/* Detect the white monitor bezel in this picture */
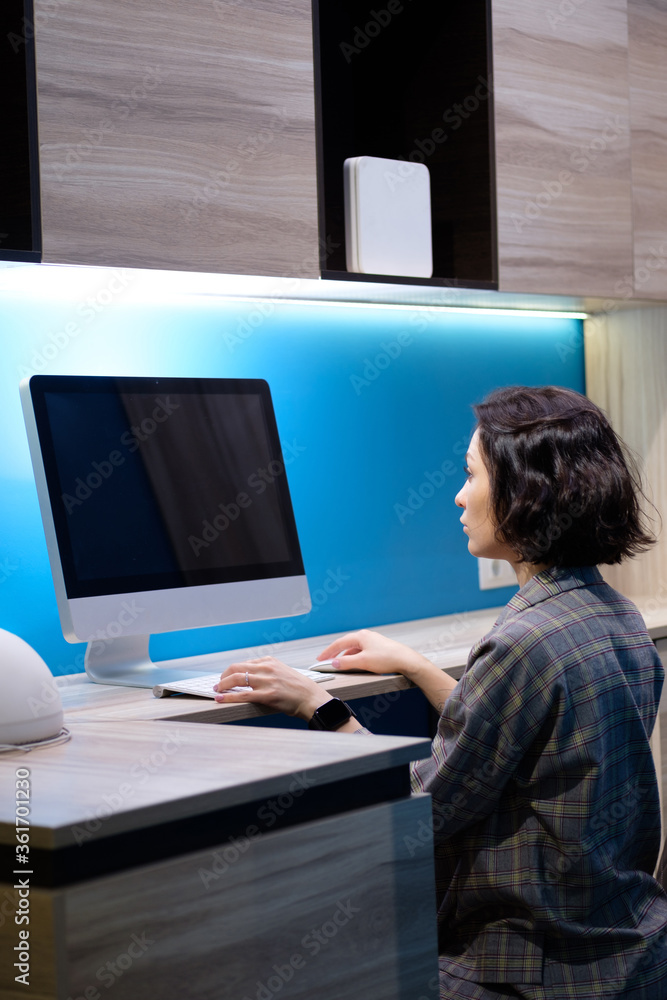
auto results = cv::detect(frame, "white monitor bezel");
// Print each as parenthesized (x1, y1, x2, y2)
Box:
(20, 375, 312, 683)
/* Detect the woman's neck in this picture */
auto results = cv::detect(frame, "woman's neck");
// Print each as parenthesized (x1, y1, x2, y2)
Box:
(512, 560, 552, 588)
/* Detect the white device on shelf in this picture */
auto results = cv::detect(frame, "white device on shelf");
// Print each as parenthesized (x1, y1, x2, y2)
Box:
(344, 155, 433, 278)
(20, 375, 312, 689)
(0, 629, 64, 746)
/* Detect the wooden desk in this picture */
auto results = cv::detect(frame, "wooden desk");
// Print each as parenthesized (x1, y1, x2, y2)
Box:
(51, 601, 667, 727)
(55, 607, 503, 726)
(0, 721, 437, 1000)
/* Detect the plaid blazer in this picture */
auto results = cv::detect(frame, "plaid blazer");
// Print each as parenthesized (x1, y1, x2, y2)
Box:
(411, 566, 667, 997)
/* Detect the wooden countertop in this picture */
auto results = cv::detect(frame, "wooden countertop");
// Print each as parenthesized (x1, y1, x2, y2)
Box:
(55, 607, 502, 724)
(3, 601, 665, 850)
(0, 719, 430, 849)
(51, 600, 667, 725)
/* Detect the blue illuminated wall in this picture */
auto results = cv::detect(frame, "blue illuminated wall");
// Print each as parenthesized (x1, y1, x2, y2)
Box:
(0, 277, 584, 674)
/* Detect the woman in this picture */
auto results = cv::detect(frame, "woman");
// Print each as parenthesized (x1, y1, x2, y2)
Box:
(215, 385, 667, 998)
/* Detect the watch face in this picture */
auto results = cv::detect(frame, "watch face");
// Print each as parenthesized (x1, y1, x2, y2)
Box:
(310, 698, 352, 731)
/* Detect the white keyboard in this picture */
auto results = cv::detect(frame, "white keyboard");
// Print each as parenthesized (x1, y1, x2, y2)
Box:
(152, 666, 336, 699)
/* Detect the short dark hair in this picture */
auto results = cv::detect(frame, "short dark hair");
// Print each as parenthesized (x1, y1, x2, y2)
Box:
(472, 385, 656, 566)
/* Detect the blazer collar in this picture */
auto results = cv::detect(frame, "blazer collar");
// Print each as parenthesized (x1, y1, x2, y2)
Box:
(496, 565, 604, 626)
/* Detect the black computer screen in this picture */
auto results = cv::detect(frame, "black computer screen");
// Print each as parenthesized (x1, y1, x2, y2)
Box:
(28, 376, 305, 599)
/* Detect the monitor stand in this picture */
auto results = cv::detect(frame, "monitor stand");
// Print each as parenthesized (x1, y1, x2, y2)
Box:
(84, 635, 222, 688)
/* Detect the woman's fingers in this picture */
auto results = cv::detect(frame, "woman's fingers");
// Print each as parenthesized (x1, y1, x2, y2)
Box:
(214, 657, 326, 718)
(320, 630, 430, 678)
(213, 670, 252, 693)
(318, 633, 367, 661)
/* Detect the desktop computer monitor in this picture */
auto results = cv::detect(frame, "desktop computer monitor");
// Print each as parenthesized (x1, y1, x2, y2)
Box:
(20, 375, 312, 686)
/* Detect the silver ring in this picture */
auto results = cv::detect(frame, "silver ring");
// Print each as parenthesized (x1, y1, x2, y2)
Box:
(245, 671, 250, 687)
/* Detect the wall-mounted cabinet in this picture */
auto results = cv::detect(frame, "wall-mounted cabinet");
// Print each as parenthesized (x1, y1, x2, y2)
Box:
(5, 0, 667, 300)
(628, 0, 667, 301)
(313, 0, 651, 300)
(313, 0, 497, 289)
(492, 0, 634, 298)
(32, 0, 319, 278)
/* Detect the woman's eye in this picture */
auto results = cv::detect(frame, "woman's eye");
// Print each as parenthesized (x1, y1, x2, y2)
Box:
(463, 465, 472, 480)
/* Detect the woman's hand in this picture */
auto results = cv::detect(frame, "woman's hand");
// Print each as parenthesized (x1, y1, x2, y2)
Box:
(214, 656, 331, 721)
(318, 629, 433, 680)
(318, 630, 458, 712)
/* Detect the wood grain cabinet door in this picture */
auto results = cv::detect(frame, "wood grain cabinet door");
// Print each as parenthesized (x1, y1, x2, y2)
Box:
(34, 0, 320, 278)
(492, 0, 633, 297)
(628, 0, 667, 301)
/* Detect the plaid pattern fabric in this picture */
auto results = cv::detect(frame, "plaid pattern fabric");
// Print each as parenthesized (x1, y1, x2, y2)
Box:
(411, 566, 667, 998)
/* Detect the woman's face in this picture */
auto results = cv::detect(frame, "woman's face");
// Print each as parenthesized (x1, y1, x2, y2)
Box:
(455, 430, 514, 563)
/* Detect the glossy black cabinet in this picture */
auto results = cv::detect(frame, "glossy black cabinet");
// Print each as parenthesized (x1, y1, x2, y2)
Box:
(313, 0, 497, 288)
(1, 0, 40, 260)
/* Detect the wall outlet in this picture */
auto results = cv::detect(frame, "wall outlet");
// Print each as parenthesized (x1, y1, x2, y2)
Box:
(477, 557, 517, 591)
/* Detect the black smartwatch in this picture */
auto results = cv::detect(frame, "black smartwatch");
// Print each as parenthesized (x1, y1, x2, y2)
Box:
(308, 698, 354, 731)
